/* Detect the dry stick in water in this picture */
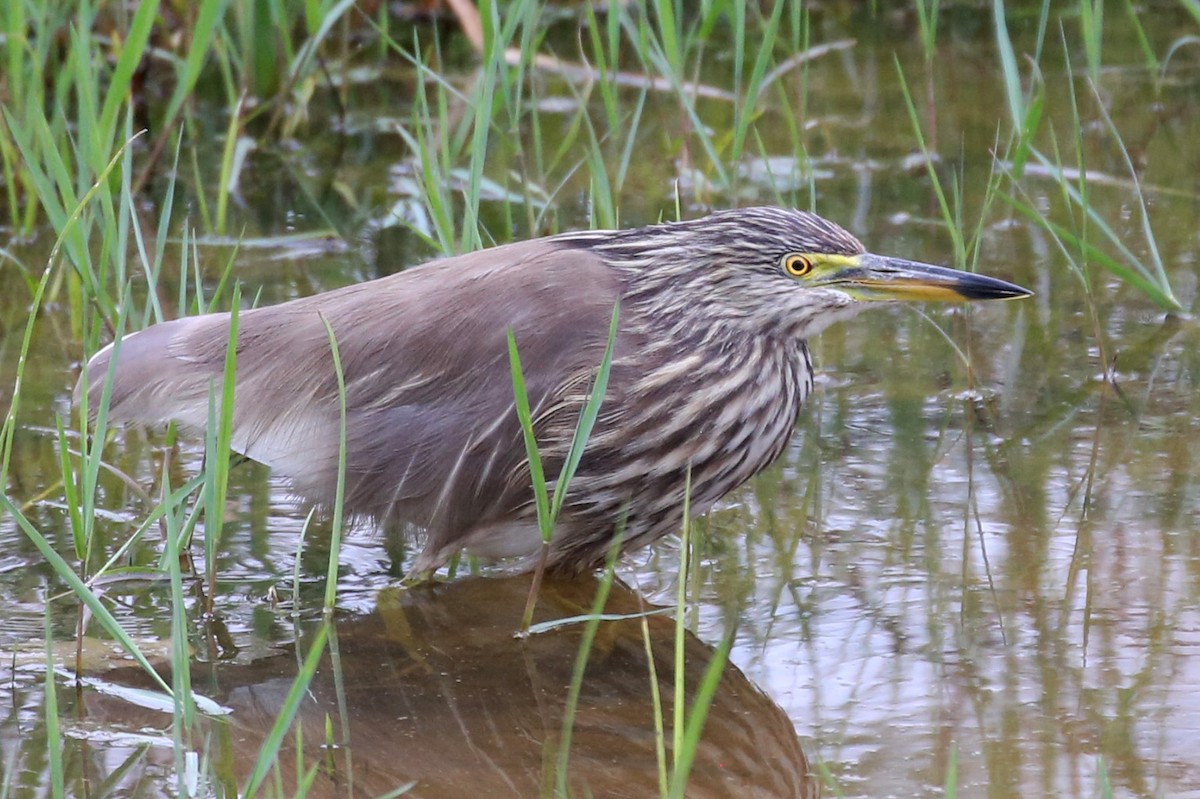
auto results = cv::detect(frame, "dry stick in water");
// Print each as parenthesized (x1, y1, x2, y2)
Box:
(441, 0, 853, 102)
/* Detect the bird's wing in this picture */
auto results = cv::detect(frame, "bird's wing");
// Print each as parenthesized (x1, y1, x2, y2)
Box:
(83, 238, 629, 534)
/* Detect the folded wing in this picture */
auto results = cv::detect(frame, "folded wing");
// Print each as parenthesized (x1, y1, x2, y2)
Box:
(82, 238, 628, 539)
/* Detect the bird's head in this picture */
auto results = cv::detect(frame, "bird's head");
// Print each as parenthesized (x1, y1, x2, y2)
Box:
(592, 207, 1032, 339)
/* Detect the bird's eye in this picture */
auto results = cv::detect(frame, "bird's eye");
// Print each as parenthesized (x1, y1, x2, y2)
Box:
(783, 254, 813, 277)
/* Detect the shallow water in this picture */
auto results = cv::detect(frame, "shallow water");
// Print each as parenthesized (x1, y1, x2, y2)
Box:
(3, 4, 1200, 798)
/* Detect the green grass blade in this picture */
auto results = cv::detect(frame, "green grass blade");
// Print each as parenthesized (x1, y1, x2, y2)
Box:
(672, 467, 692, 771)
(507, 330, 552, 542)
(241, 622, 330, 799)
(55, 418, 85, 557)
(553, 539, 623, 796)
(640, 616, 669, 797)
(915, 0, 940, 59)
(894, 58, 963, 264)
(943, 743, 959, 799)
(731, 0, 785, 162)
(203, 283, 240, 609)
(97, 0, 160, 138)
(993, 0, 1025, 129)
(43, 607, 65, 799)
(666, 629, 733, 799)
(162, 463, 198, 794)
(318, 312, 349, 613)
(550, 303, 619, 521)
(1087, 84, 1179, 307)
(161, 0, 231, 129)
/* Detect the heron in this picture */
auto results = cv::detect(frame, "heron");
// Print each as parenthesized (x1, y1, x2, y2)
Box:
(82, 207, 1030, 575)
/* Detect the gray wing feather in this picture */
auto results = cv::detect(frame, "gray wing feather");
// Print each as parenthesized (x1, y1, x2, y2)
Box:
(83, 239, 627, 547)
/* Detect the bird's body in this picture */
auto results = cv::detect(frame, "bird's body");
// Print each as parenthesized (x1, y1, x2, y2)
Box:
(84, 208, 1029, 574)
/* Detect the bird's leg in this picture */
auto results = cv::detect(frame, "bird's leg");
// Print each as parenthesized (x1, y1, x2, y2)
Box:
(399, 567, 438, 587)
(519, 540, 552, 634)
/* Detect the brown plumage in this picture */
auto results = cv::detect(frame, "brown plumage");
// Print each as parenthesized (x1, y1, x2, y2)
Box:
(82, 207, 1030, 574)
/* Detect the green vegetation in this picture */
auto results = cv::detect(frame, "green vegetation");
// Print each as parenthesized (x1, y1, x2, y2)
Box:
(507, 302, 619, 630)
(1, 1, 1196, 797)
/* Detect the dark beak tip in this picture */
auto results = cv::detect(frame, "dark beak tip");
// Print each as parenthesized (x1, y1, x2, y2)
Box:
(955, 274, 1034, 302)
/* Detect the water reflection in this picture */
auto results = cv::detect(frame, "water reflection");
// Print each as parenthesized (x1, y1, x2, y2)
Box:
(78, 577, 816, 798)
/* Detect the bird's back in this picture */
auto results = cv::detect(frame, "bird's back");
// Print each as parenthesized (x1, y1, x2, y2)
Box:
(85, 240, 625, 551)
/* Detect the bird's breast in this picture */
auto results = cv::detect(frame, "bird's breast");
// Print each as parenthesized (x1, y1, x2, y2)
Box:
(562, 333, 813, 521)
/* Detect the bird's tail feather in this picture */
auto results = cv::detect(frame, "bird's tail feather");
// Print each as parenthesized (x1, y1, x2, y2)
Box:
(77, 316, 222, 431)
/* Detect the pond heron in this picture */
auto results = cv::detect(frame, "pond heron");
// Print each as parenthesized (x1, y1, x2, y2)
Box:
(82, 207, 1031, 574)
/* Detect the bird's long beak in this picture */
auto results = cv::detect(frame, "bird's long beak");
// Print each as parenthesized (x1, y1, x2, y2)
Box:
(820, 253, 1033, 302)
